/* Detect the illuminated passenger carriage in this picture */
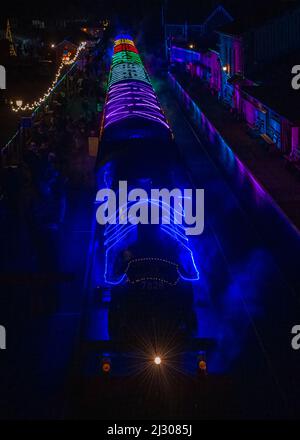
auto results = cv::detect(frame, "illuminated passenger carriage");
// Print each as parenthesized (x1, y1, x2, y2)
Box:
(83, 35, 209, 385)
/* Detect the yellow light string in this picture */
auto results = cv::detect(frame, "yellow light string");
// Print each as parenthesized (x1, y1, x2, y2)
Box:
(124, 257, 180, 286)
(10, 42, 87, 112)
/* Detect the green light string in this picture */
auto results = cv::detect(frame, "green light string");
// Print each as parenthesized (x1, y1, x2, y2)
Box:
(108, 47, 152, 88)
(112, 51, 142, 65)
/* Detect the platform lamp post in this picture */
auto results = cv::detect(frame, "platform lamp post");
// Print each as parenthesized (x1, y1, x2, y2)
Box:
(15, 100, 32, 162)
(15, 100, 24, 162)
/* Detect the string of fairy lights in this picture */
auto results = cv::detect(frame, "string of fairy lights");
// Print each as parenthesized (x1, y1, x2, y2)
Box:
(10, 42, 87, 113)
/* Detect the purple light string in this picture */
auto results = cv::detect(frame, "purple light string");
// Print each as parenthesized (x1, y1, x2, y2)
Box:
(104, 45, 171, 131)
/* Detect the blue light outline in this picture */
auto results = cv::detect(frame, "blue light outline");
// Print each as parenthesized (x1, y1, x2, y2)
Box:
(100, 197, 200, 284)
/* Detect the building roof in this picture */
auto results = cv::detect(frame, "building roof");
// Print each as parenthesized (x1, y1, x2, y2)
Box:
(56, 39, 78, 48)
(166, 2, 232, 25)
(237, 39, 300, 124)
(227, 73, 251, 86)
(50, 28, 91, 46)
(217, 0, 300, 36)
(241, 84, 300, 124)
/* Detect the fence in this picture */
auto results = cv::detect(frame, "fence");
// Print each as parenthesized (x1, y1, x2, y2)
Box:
(168, 71, 300, 287)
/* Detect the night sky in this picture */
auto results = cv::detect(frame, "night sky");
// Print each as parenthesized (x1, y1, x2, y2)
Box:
(2, 0, 299, 22)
